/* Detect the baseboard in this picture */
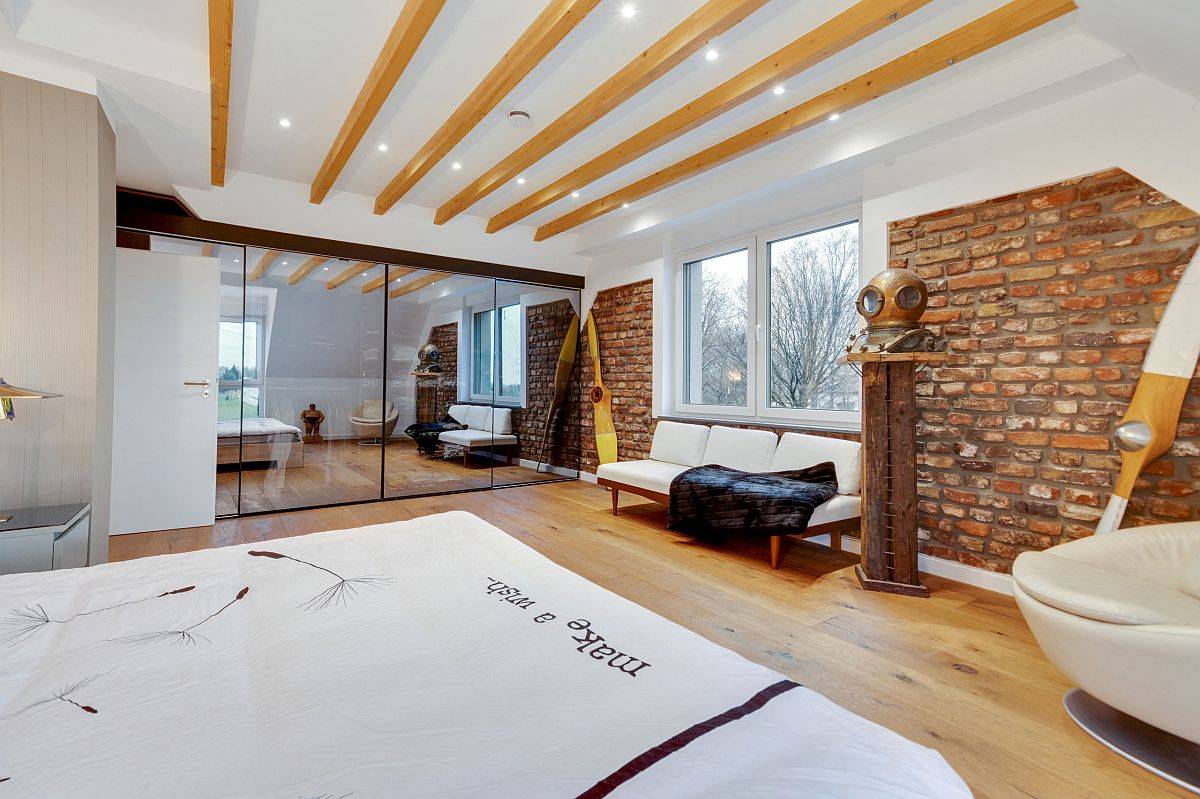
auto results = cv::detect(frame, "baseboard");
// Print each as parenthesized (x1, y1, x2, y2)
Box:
(580, 471, 598, 484)
(805, 533, 1014, 596)
(515, 459, 578, 478)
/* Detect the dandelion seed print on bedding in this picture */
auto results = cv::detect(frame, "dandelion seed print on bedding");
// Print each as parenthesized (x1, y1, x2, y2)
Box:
(248, 550, 390, 611)
(107, 586, 249, 646)
(2, 671, 110, 719)
(1, 585, 196, 646)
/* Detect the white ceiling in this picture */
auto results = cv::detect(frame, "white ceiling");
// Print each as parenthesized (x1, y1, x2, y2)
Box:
(1, 0, 1197, 264)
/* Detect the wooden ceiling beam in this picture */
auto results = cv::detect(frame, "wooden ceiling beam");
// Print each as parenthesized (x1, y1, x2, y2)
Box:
(362, 266, 418, 293)
(389, 272, 445, 299)
(248, 249, 281, 281)
(310, 0, 447, 204)
(208, 0, 234, 186)
(326, 261, 377, 289)
(536, 0, 1077, 241)
(433, 0, 770, 225)
(288, 256, 333, 285)
(374, 0, 602, 215)
(488, 0, 934, 234)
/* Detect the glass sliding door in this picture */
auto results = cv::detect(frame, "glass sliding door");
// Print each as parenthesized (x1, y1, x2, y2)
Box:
(384, 269, 495, 498)
(235, 249, 385, 513)
(490, 280, 581, 487)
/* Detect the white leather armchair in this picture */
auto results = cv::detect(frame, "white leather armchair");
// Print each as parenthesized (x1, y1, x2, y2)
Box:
(349, 399, 399, 445)
(1013, 522, 1200, 788)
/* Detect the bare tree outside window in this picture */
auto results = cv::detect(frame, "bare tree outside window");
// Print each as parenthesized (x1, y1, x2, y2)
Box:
(767, 223, 860, 411)
(683, 250, 748, 406)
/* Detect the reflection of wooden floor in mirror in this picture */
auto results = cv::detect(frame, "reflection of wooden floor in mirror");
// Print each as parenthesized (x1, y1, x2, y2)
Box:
(215, 438, 570, 516)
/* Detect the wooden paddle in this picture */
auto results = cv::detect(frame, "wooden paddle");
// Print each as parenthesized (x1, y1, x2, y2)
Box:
(534, 313, 579, 472)
(1095, 244, 1200, 534)
(586, 311, 617, 465)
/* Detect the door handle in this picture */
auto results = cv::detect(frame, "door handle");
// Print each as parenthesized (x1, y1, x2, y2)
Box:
(183, 380, 211, 386)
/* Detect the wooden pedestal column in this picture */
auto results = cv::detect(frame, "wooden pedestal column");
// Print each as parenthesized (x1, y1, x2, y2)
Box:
(845, 352, 946, 598)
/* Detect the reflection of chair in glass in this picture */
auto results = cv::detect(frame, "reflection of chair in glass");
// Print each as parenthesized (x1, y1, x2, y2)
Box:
(349, 399, 399, 445)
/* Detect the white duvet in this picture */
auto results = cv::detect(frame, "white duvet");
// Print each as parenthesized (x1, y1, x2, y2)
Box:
(216, 417, 302, 439)
(0, 512, 970, 798)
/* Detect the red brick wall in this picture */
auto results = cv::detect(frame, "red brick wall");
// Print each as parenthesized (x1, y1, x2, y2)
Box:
(889, 167, 1200, 573)
(517, 298, 582, 467)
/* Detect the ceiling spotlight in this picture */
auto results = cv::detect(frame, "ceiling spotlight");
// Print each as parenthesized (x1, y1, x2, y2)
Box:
(571, 191, 580, 198)
(377, 143, 389, 152)
(619, 3, 637, 19)
(507, 109, 532, 128)
(828, 113, 840, 121)
(704, 48, 719, 62)
(451, 162, 462, 170)
(323, 266, 329, 271)
(233, 259, 240, 263)
(281, 261, 288, 266)
(278, 117, 291, 128)
(517, 177, 526, 185)
(773, 84, 786, 96)
(622, 202, 630, 209)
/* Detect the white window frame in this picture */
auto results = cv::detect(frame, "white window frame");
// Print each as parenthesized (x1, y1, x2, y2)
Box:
(465, 300, 525, 407)
(672, 209, 862, 432)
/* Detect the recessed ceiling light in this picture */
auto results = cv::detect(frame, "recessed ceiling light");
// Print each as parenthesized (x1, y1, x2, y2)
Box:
(507, 109, 532, 128)
(517, 177, 526, 185)
(705, 48, 719, 62)
(278, 117, 291, 128)
(619, 3, 637, 19)
(377, 143, 389, 152)
(451, 162, 462, 170)
(571, 191, 580, 198)
(773, 84, 786, 96)
(828, 113, 840, 121)
(281, 261, 288, 265)
(622, 202, 630, 209)
(233, 259, 240, 263)
(323, 266, 329, 270)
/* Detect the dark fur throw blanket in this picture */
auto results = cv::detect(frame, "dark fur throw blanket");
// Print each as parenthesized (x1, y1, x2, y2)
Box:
(667, 461, 838, 540)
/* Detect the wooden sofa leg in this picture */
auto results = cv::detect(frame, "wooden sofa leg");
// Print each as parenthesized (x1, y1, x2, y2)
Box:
(830, 530, 842, 552)
(463, 448, 469, 468)
(610, 488, 619, 516)
(770, 536, 781, 570)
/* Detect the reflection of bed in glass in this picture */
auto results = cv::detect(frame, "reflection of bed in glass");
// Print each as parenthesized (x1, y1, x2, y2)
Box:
(216, 418, 305, 469)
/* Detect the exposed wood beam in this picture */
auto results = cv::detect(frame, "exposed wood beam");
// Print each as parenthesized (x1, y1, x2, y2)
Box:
(536, 0, 1077, 241)
(248, 249, 281, 281)
(326, 261, 377, 289)
(288, 256, 332, 285)
(388, 272, 445, 299)
(375, 0, 602, 215)
(488, 0, 934, 234)
(362, 266, 418, 293)
(310, 0, 447, 204)
(434, 0, 770, 225)
(208, 0, 234, 186)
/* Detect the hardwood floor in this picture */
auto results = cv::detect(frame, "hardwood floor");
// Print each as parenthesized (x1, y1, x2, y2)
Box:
(216, 437, 567, 515)
(111, 480, 1187, 799)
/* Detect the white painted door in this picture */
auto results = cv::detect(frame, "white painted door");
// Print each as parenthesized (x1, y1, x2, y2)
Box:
(110, 248, 219, 535)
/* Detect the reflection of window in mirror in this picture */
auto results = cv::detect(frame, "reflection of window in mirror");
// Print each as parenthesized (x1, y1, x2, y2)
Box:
(217, 316, 265, 421)
(469, 302, 523, 405)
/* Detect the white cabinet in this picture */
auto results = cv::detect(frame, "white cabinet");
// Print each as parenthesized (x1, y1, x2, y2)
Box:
(0, 504, 91, 575)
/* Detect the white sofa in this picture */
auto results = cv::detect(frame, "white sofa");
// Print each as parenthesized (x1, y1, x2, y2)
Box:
(596, 421, 862, 568)
(1013, 523, 1200, 762)
(439, 404, 519, 466)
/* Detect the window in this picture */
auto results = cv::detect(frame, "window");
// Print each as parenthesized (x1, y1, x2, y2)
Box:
(217, 317, 264, 422)
(674, 215, 861, 430)
(469, 303, 523, 404)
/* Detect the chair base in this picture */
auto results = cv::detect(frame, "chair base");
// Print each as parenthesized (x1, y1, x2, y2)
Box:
(1064, 688, 1200, 795)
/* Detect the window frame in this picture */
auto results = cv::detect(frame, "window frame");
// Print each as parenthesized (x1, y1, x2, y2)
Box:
(466, 300, 525, 407)
(672, 210, 862, 432)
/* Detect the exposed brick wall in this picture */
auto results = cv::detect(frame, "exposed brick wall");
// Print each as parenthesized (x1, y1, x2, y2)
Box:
(581, 280, 654, 472)
(416, 322, 457, 423)
(889, 167, 1200, 573)
(517, 298, 582, 467)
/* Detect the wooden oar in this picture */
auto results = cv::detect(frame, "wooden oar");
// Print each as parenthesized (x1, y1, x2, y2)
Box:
(1096, 245, 1200, 534)
(586, 312, 617, 465)
(535, 313, 579, 472)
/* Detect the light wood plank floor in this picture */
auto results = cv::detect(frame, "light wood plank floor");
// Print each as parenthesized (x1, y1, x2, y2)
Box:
(112, 480, 1186, 799)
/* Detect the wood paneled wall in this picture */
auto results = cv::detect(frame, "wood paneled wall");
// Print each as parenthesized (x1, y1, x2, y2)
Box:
(0, 71, 116, 562)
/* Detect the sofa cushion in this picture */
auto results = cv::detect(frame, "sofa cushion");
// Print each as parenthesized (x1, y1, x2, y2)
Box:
(465, 405, 491, 431)
(438, 429, 518, 447)
(771, 433, 862, 495)
(808, 494, 861, 527)
(597, 460, 690, 496)
(491, 407, 513, 435)
(649, 421, 710, 467)
(1014, 550, 1200, 626)
(701, 426, 777, 473)
(447, 404, 471, 425)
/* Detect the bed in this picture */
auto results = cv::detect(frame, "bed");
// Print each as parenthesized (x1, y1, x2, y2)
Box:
(0, 512, 970, 798)
(215, 417, 304, 469)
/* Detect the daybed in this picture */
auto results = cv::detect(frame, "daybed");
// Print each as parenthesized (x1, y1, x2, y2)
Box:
(216, 417, 304, 469)
(439, 404, 519, 466)
(596, 421, 862, 569)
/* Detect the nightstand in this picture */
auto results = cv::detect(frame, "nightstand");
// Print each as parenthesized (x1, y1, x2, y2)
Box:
(0, 503, 91, 576)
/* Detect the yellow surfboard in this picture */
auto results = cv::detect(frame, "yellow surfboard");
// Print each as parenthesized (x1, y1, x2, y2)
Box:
(586, 311, 617, 465)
